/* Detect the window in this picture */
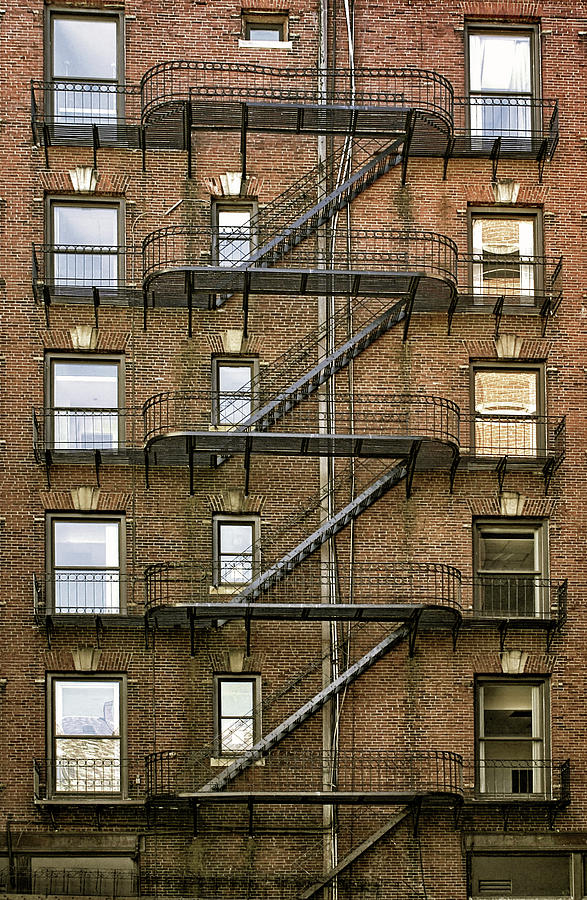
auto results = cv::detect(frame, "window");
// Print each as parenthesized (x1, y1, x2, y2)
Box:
(49, 676, 125, 795)
(470, 211, 540, 303)
(49, 356, 122, 451)
(49, 515, 124, 614)
(471, 854, 570, 897)
(474, 519, 548, 617)
(213, 203, 255, 267)
(241, 13, 289, 44)
(476, 679, 549, 797)
(467, 26, 539, 141)
(213, 359, 257, 425)
(472, 363, 544, 456)
(50, 201, 121, 290)
(213, 515, 260, 585)
(215, 676, 260, 755)
(49, 12, 122, 124)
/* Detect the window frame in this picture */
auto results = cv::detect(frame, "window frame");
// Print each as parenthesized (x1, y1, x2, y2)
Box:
(45, 9, 125, 123)
(211, 200, 258, 267)
(214, 674, 261, 757)
(467, 207, 544, 302)
(465, 22, 542, 140)
(45, 353, 125, 452)
(241, 12, 290, 45)
(212, 514, 260, 587)
(211, 356, 259, 426)
(475, 676, 551, 798)
(46, 512, 126, 616)
(470, 360, 546, 457)
(473, 517, 549, 617)
(46, 673, 128, 798)
(47, 197, 125, 289)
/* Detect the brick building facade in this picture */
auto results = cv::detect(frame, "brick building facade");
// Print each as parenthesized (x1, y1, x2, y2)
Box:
(0, 0, 585, 897)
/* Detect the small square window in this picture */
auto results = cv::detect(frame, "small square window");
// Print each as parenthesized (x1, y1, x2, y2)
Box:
(50, 201, 122, 290)
(49, 12, 122, 124)
(212, 202, 256, 267)
(470, 211, 541, 303)
(48, 356, 123, 451)
(474, 518, 548, 617)
(242, 13, 288, 43)
(213, 515, 260, 585)
(48, 675, 126, 796)
(476, 678, 549, 798)
(467, 25, 539, 141)
(213, 358, 257, 425)
(471, 363, 545, 456)
(215, 676, 260, 755)
(48, 514, 124, 614)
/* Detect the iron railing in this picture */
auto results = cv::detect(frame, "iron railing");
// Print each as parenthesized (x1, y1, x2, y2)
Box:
(145, 748, 463, 799)
(140, 61, 454, 126)
(145, 560, 463, 613)
(33, 757, 145, 801)
(31, 80, 142, 139)
(33, 407, 143, 456)
(461, 414, 566, 461)
(33, 572, 144, 617)
(2, 866, 139, 898)
(458, 253, 563, 309)
(32, 244, 141, 304)
(142, 391, 460, 447)
(464, 577, 567, 622)
(464, 758, 571, 804)
(453, 96, 559, 156)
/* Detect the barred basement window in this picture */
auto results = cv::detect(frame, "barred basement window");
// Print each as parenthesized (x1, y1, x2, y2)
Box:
(48, 11, 123, 124)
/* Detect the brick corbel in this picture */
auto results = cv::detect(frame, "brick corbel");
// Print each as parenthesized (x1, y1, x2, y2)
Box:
(205, 491, 265, 514)
(40, 491, 131, 511)
(38, 329, 131, 352)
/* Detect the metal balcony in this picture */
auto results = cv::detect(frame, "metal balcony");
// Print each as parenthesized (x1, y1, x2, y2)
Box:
(142, 391, 460, 467)
(142, 225, 458, 312)
(33, 407, 144, 463)
(464, 758, 570, 811)
(33, 757, 145, 806)
(144, 560, 463, 629)
(1, 867, 140, 899)
(32, 244, 142, 324)
(145, 748, 463, 806)
(454, 254, 563, 336)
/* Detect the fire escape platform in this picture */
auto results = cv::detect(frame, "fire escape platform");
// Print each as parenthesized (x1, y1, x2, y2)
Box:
(171, 789, 462, 806)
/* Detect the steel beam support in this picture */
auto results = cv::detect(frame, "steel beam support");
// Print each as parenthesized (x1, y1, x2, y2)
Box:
(493, 295, 505, 340)
(490, 136, 501, 182)
(405, 440, 422, 499)
(403, 276, 420, 342)
(443, 136, 455, 180)
(43, 286, 51, 328)
(43, 123, 51, 169)
(92, 287, 100, 329)
(240, 103, 248, 181)
(496, 455, 508, 494)
(401, 110, 416, 185)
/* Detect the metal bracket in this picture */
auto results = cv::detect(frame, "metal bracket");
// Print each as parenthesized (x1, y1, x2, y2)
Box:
(244, 436, 252, 496)
(92, 286, 100, 329)
(498, 620, 509, 653)
(43, 122, 51, 169)
(94, 449, 102, 487)
(537, 138, 549, 184)
(493, 295, 505, 340)
(44, 449, 52, 490)
(490, 136, 502, 182)
(405, 440, 422, 499)
(411, 797, 423, 836)
(403, 276, 420, 342)
(95, 615, 104, 649)
(452, 615, 462, 652)
(407, 608, 422, 657)
(92, 124, 100, 171)
(44, 615, 54, 651)
(446, 291, 459, 335)
(449, 451, 460, 494)
(545, 622, 559, 653)
(401, 109, 415, 185)
(495, 455, 508, 494)
(443, 136, 455, 181)
(43, 285, 51, 328)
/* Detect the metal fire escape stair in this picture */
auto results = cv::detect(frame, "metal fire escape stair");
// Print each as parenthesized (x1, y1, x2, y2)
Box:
(199, 624, 410, 794)
(236, 459, 410, 604)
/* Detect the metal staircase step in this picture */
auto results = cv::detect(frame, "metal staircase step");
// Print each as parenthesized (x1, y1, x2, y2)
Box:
(200, 624, 411, 793)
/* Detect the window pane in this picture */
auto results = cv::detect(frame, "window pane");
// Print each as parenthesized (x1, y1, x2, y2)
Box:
(472, 219, 535, 298)
(53, 18, 117, 80)
(218, 210, 251, 266)
(218, 364, 253, 424)
(55, 739, 120, 793)
(248, 26, 283, 41)
(220, 718, 254, 752)
(55, 681, 120, 736)
(469, 34, 531, 93)
(54, 521, 119, 568)
(220, 680, 254, 717)
(479, 532, 536, 572)
(54, 206, 118, 246)
(53, 362, 119, 451)
(474, 369, 537, 415)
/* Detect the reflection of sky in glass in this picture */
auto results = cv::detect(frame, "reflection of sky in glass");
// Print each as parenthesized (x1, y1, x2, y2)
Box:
(54, 362, 118, 408)
(220, 523, 253, 555)
(220, 680, 254, 752)
(53, 18, 117, 80)
(54, 521, 119, 567)
(54, 206, 117, 247)
(479, 532, 535, 571)
(55, 681, 120, 735)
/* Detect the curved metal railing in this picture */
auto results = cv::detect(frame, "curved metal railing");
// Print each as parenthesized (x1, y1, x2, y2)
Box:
(140, 61, 454, 128)
(144, 560, 463, 613)
(145, 748, 463, 799)
(142, 390, 461, 449)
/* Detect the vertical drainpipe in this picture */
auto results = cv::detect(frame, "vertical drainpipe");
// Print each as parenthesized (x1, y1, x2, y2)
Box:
(317, 0, 338, 895)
